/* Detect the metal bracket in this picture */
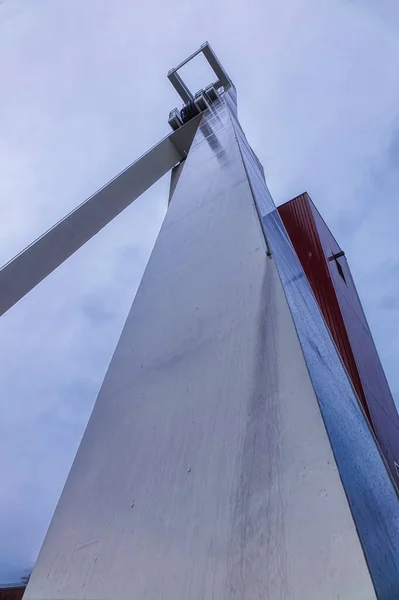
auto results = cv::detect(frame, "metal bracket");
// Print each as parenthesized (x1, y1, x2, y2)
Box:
(167, 42, 233, 103)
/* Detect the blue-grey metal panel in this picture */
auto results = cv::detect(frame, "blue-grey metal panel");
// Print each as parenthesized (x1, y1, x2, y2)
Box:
(231, 109, 399, 599)
(25, 98, 376, 599)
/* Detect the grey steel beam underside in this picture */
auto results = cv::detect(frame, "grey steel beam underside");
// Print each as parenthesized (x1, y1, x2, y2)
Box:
(0, 114, 202, 318)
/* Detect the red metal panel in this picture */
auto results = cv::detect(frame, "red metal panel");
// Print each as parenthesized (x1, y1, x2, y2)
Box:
(309, 198, 399, 483)
(277, 194, 371, 422)
(0, 587, 25, 600)
(278, 193, 399, 485)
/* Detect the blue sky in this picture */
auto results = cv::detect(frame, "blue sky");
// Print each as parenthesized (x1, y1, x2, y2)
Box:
(1, 0, 399, 584)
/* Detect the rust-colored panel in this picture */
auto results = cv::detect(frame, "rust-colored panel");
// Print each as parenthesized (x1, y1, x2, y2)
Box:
(0, 587, 25, 600)
(309, 198, 399, 483)
(278, 192, 399, 486)
(278, 193, 371, 422)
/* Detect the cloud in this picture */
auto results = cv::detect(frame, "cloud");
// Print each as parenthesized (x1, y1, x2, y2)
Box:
(344, 0, 399, 30)
(1, 0, 399, 583)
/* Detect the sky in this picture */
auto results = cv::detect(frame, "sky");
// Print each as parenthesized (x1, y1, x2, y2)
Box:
(1, 0, 399, 584)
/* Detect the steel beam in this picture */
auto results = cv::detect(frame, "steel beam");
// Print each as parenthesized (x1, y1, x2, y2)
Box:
(0, 114, 201, 317)
(167, 71, 193, 104)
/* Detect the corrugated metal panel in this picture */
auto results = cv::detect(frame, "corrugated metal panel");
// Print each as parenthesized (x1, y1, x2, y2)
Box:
(278, 192, 399, 487)
(0, 587, 25, 600)
(309, 198, 399, 484)
(277, 194, 372, 424)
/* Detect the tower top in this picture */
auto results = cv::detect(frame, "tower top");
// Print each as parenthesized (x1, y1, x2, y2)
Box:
(167, 42, 234, 132)
(167, 42, 233, 103)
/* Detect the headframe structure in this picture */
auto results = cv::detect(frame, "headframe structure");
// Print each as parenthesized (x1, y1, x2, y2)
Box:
(3, 43, 399, 599)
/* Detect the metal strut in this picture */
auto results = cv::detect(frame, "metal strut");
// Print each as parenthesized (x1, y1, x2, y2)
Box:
(0, 114, 202, 317)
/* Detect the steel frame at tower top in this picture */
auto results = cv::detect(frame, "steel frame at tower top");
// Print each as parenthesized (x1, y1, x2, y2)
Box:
(168, 41, 233, 103)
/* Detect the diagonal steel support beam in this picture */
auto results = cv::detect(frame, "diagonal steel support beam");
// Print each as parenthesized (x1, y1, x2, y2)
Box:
(0, 114, 202, 317)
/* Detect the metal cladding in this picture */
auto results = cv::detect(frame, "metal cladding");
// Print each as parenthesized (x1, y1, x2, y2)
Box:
(235, 137, 399, 597)
(278, 192, 399, 488)
(0, 586, 25, 600)
(24, 91, 399, 600)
